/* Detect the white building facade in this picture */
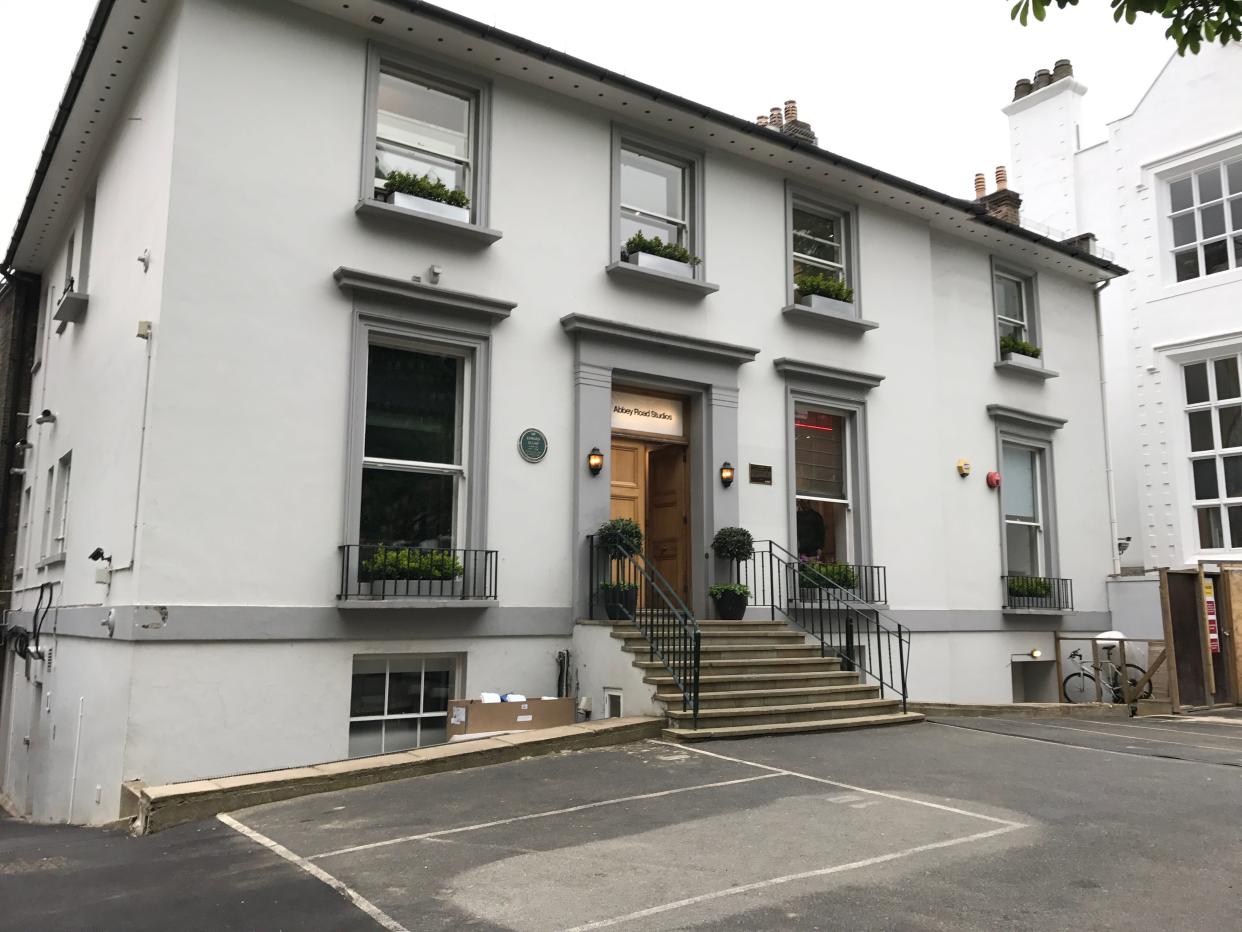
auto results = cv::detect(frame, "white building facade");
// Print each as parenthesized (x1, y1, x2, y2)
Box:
(2, 0, 1122, 825)
(1004, 48, 1242, 575)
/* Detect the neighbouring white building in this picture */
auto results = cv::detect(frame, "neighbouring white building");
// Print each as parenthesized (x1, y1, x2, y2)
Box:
(1004, 48, 1242, 580)
(2, 0, 1124, 825)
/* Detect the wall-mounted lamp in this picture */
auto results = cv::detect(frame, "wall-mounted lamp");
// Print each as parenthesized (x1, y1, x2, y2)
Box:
(587, 447, 604, 476)
(1029, 648, 1042, 659)
(719, 462, 735, 488)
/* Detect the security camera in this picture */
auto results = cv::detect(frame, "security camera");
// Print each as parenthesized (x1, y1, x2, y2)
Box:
(34, 410, 56, 425)
(88, 547, 110, 562)
(14, 441, 32, 451)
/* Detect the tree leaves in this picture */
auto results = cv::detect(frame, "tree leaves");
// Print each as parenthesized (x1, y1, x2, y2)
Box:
(1009, 0, 1242, 54)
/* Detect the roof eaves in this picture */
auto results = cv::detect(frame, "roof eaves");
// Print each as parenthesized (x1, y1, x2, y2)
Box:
(2, 1, 114, 273)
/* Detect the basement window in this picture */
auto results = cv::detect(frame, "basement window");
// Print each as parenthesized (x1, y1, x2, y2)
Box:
(348, 655, 458, 757)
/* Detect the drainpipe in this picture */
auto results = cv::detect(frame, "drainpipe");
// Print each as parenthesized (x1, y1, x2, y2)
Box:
(1094, 280, 1121, 577)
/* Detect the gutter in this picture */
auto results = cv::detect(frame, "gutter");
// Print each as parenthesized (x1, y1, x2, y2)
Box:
(1, 0, 115, 275)
(389, 0, 1125, 277)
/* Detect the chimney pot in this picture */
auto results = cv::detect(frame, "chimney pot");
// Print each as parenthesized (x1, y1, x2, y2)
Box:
(996, 166, 1008, 191)
(1032, 68, 1051, 90)
(757, 114, 769, 126)
(1013, 78, 1032, 101)
(784, 99, 798, 123)
(974, 173, 987, 199)
(1052, 59, 1073, 82)
(769, 107, 783, 127)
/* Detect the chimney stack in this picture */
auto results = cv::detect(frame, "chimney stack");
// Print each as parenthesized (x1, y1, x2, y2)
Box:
(769, 107, 783, 128)
(975, 164, 1021, 225)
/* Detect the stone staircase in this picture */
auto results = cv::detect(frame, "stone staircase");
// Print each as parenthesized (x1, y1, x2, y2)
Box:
(613, 619, 924, 740)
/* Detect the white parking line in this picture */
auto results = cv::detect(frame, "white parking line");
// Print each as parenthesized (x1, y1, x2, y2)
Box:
(217, 813, 408, 932)
(654, 741, 1026, 828)
(1035, 720, 1242, 753)
(560, 823, 1025, 932)
(311, 772, 785, 861)
(1081, 720, 1242, 741)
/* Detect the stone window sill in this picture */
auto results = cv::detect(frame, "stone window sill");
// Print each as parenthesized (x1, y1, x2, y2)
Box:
(337, 598, 498, 611)
(604, 261, 719, 297)
(354, 199, 503, 245)
(995, 360, 1059, 381)
(782, 303, 878, 333)
(35, 552, 66, 570)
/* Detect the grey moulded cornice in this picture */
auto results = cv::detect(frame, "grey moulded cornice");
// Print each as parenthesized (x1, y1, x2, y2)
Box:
(772, 358, 885, 391)
(986, 404, 1068, 432)
(333, 266, 516, 321)
(560, 313, 759, 364)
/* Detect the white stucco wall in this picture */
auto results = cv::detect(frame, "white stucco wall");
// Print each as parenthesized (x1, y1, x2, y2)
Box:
(1010, 46, 1242, 571)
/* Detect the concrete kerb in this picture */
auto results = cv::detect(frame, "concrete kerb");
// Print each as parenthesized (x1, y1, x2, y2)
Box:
(908, 701, 1129, 719)
(134, 716, 663, 835)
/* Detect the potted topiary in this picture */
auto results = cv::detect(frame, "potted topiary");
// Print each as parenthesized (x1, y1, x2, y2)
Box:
(999, 334, 1044, 370)
(795, 272, 855, 316)
(710, 527, 754, 619)
(623, 232, 702, 279)
(383, 170, 471, 222)
(709, 583, 750, 621)
(599, 581, 639, 620)
(362, 545, 465, 597)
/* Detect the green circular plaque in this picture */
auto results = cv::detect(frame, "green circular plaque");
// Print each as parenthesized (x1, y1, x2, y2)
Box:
(518, 428, 548, 463)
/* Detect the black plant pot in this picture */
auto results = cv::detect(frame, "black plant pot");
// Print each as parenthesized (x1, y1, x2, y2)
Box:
(603, 588, 638, 620)
(712, 591, 748, 621)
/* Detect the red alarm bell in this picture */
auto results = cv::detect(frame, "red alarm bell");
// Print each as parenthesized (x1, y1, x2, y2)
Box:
(986, 471, 1001, 489)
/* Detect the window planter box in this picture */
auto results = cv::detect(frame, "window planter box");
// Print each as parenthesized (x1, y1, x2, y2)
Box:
(626, 251, 695, 279)
(390, 192, 470, 224)
(1001, 351, 1043, 370)
(357, 578, 465, 599)
(799, 293, 855, 317)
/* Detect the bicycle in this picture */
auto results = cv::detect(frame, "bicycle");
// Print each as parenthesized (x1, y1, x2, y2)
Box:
(1062, 646, 1152, 704)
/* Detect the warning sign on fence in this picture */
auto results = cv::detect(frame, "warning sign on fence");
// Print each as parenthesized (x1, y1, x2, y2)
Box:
(1204, 579, 1221, 655)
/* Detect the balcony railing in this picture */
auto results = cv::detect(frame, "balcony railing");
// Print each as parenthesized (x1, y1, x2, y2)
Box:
(1002, 574, 1073, 612)
(338, 544, 498, 601)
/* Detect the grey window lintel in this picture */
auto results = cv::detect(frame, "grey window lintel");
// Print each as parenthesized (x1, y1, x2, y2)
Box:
(986, 404, 1066, 434)
(334, 266, 516, 323)
(561, 313, 757, 364)
(773, 358, 884, 395)
(354, 199, 502, 245)
(781, 302, 878, 333)
(604, 260, 719, 297)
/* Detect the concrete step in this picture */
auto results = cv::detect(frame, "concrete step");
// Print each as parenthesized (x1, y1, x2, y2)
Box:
(662, 712, 925, 742)
(623, 643, 822, 660)
(644, 670, 855, 691)
(632, 657, 846, 676)
(665, 697, 902, 728)
(612, 621, 792, 635)
(655, 684, 882, 708)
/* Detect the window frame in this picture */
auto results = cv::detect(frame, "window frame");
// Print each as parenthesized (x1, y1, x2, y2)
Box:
(343, 306, 493, 567)
(610, 126, 706, 282)
(792, 401, 856, 564)
(989, 415, 1061, 580)
(51, 451, 71, 551)
(347, 653, 462, 757)
(1166, 156, 1242, 285)
(360, 44, 493, 228)
(1182, 353, 1242, 552)
(990, 258, 1041, 361)
(1000, 441, 1048, 576)
(785, 183, 861, 313)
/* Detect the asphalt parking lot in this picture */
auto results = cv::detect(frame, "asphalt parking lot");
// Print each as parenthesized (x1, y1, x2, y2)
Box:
(4, 714, 1242, 931)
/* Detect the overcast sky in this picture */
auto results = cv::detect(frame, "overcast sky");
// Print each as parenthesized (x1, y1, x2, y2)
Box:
(1, 0, 1173, 253)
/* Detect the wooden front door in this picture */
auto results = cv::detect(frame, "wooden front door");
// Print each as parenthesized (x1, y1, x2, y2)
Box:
(647, 444, 690, 604)
(609, 438, 691, 604)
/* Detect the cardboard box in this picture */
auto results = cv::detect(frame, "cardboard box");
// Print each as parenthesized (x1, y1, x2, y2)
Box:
(446, 697, 576, 737)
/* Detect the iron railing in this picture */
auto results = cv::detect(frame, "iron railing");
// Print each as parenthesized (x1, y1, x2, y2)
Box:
(338, 544, 498, 601)
(588, 534, 700, 727)
(1002, 574, 1073, 612)
(741, 540, 910, 713)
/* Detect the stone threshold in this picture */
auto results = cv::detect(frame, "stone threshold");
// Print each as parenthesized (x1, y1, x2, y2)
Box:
(131, 716, 662, 835)
(909, 701, 1128, 719)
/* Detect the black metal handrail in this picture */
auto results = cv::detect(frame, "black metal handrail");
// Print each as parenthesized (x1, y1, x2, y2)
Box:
(741, 540, 911, 713)
(1002, 574, 1073, 612)
(338, 544, 498, 601)
(588, 534, 700, 727)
